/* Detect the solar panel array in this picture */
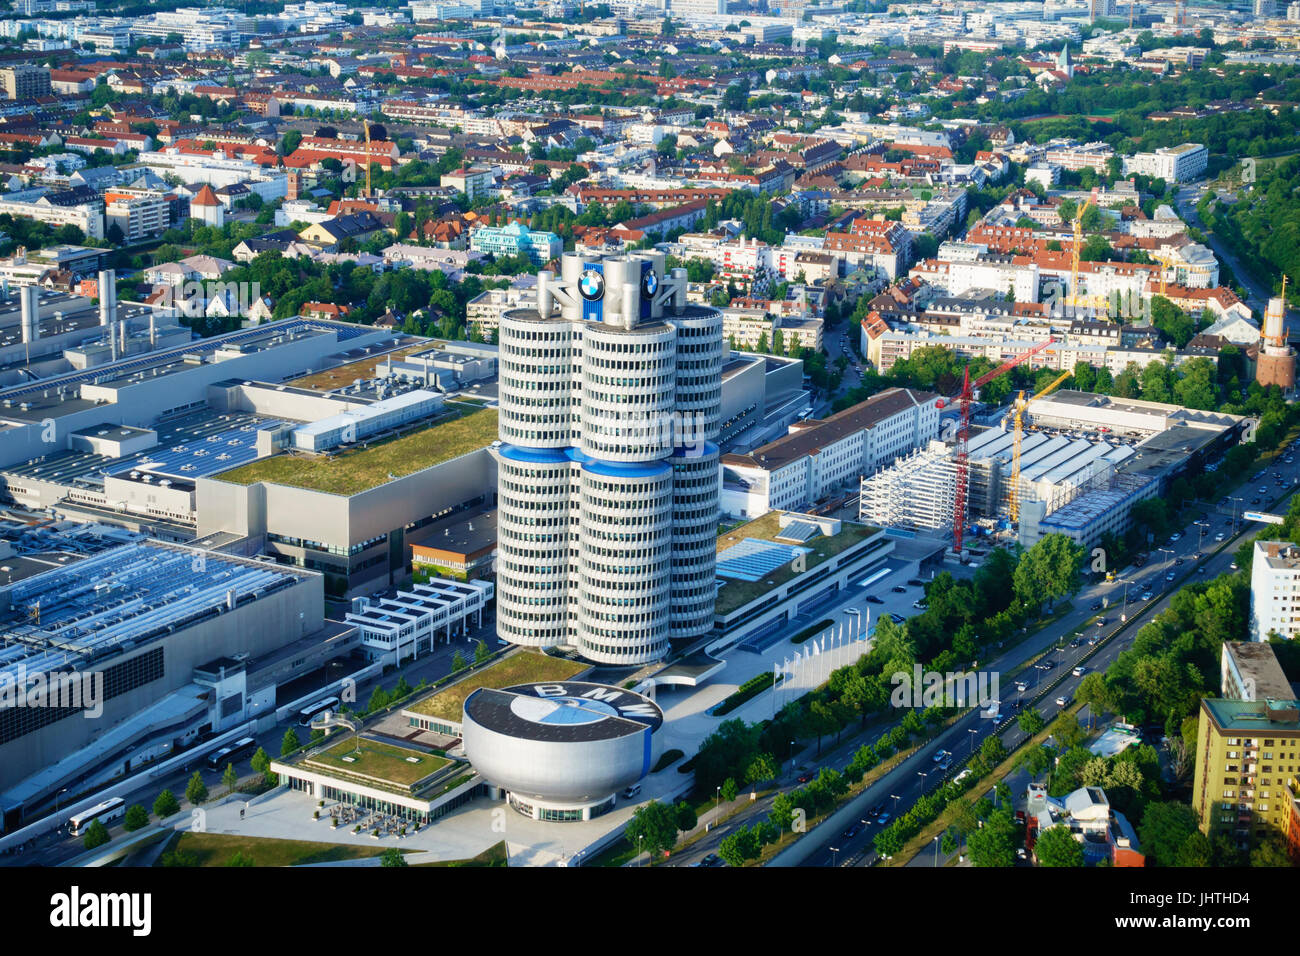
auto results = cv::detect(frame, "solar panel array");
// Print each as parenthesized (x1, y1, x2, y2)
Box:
(775, 520, 822, 543)
(716, 538, 813, 582)
(0, 543, 299, 682)
(1, 411, 283, 490)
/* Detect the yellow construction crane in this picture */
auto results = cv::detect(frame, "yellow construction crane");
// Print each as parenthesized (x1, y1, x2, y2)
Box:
(1152, 251, 1178, 296)
(1008, 368, 1073, 525)
(1067, 188, 1100, 312)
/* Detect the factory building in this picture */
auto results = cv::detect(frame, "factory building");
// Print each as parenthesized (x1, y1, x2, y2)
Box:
(0, 537, 325, 830)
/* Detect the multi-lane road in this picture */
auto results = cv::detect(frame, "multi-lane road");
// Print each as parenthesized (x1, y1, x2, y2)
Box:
(790, 447, 1300, 868)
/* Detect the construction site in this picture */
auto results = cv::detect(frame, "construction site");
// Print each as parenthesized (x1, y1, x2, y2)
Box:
(859, 362, 1249, 555)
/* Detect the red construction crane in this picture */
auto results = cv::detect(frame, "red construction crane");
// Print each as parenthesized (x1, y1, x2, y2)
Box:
(941, 338, 1057, 555)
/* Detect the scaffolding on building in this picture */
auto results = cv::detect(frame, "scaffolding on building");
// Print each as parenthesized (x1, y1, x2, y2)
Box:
(859, 441, 959, 536)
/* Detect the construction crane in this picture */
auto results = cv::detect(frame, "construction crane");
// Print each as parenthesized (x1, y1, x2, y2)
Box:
(1007, 368, 1073, 525)
(1152, 251, 1178, 296)
(944, 337, 1057, 555)
(362, 118, 373, 198)
(1067, 187, 1100, 312)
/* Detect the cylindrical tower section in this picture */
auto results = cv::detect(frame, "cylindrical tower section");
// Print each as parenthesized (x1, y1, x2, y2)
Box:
(497, 310, 577, 449)
(668, 304, 724, 448)
(579, 322, 677, 463)
(492, 445, 573, 650)
(575, 459, 674, 664)
(669, 442, 720, 643)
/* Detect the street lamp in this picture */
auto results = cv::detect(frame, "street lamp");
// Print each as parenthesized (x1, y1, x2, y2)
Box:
(967, 727, 978, 754)
(890, 793, 901, 813)
(638, 834, 643, 867)
(917, 770, 928, 790)
(715, 785, 721, 824)
(933, 834, 941, 868)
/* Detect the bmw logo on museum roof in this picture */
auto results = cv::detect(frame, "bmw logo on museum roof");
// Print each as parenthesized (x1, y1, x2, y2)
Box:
(641, 268, 658, 300)
(579, 268, 605, 301)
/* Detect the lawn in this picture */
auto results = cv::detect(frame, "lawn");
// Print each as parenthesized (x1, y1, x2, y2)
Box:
(158, 831, 399, 867)
(415, 841, 509, 867)
(714, 512, 881, 616)
(406, 651, 589, 722)
(217, 406, 498, 495)
(288, 343, 433, 390)
(302, 739, 449, 788)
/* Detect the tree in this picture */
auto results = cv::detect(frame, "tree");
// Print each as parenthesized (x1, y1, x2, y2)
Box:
(967, 806, 1018, 867)
(1250, 835, 1293, 867)
(625, 801, 680, 858)
(222, 762, 238, 792)
(718, 824, 760, 866)
(474, 639, 491, 665)
(123, 804, 149, 832)
(185, 771, 208, 806)
(1075, 672, 1112, 728)
(82, 819, 110, 851)
(1018, 709, 1045, 736)
(367, 685, 390, 713)
(250, 746, 273, 784)
(1013, 533, 1084, 611)
(153, 789, 180, 819)
(381, 847, 409, 867)
(227, 851, 255, 867)
(745, 752, 779, 784)
(1137, 801, 1200, 867)
(720, 777, 739, 802)
(674, 800, 698, 832)
(281, 728, 301, 757)
(452, 650, 467, 671)
(1034, 824, 1084, 866)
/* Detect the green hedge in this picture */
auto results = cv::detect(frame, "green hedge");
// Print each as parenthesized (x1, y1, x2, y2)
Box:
(791, 619, 833, 645)
(715, 671, 776, 716)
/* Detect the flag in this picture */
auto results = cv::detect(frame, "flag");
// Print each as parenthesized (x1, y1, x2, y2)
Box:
(812, 639, 820, 655)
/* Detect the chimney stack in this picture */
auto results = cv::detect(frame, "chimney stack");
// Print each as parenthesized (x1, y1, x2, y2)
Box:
(19, 285, 39, 346)
(97, 269, 116, 329)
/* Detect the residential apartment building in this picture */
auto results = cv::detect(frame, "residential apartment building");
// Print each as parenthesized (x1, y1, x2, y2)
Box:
(1191, 695, 1300, 856)
(104, 189, 173, 243)
(0, 65, 51, 100)
(1250, 540, 1300, 642)
(1123, 143, 1209, 183)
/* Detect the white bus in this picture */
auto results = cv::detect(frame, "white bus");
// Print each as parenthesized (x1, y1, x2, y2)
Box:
(69, 797, 125, 836)
(298, 696, 339, 727)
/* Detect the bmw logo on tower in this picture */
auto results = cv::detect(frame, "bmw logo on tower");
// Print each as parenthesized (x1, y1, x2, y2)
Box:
(579, 268, 605, 301)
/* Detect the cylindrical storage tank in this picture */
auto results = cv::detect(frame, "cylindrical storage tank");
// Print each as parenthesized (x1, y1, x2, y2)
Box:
(576, 459, 674, 665)
(669, 442, 721, 643)
(497, 310, 576, 450)
(492, 445, 572, 650)
(579, 322, 676, 463)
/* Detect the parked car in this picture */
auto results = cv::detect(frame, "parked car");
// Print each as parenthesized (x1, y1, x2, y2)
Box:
(912, 600, 928, 610)
(891, 585, 906, 593)
(889, 613, 905, 624)
(1230, 562, 1239, 570)
(906, 578, 924, 587)
(865, 595, 883, 605)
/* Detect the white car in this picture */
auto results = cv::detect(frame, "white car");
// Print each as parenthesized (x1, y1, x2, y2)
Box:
(1215, 533, 1226, 541)
(1072, 665, 1086, 677)
(1169, 532, 1182, 542)
(1055, 696, 1069, 707)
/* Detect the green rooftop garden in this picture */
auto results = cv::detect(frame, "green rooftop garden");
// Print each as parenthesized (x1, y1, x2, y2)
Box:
(301, 739, 450, 790)
(216, 406, 497, 496)
(714, 512, 881, 617)
(406, 651, 588, 722)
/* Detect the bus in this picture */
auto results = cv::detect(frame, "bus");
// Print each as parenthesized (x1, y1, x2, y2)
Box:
(69, 797, 125, 836)
(298, 696, 339, 727)
(205, 736, 257, 771)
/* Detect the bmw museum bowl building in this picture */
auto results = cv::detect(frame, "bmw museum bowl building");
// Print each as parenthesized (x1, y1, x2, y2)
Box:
(461, 680, 664, 821)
